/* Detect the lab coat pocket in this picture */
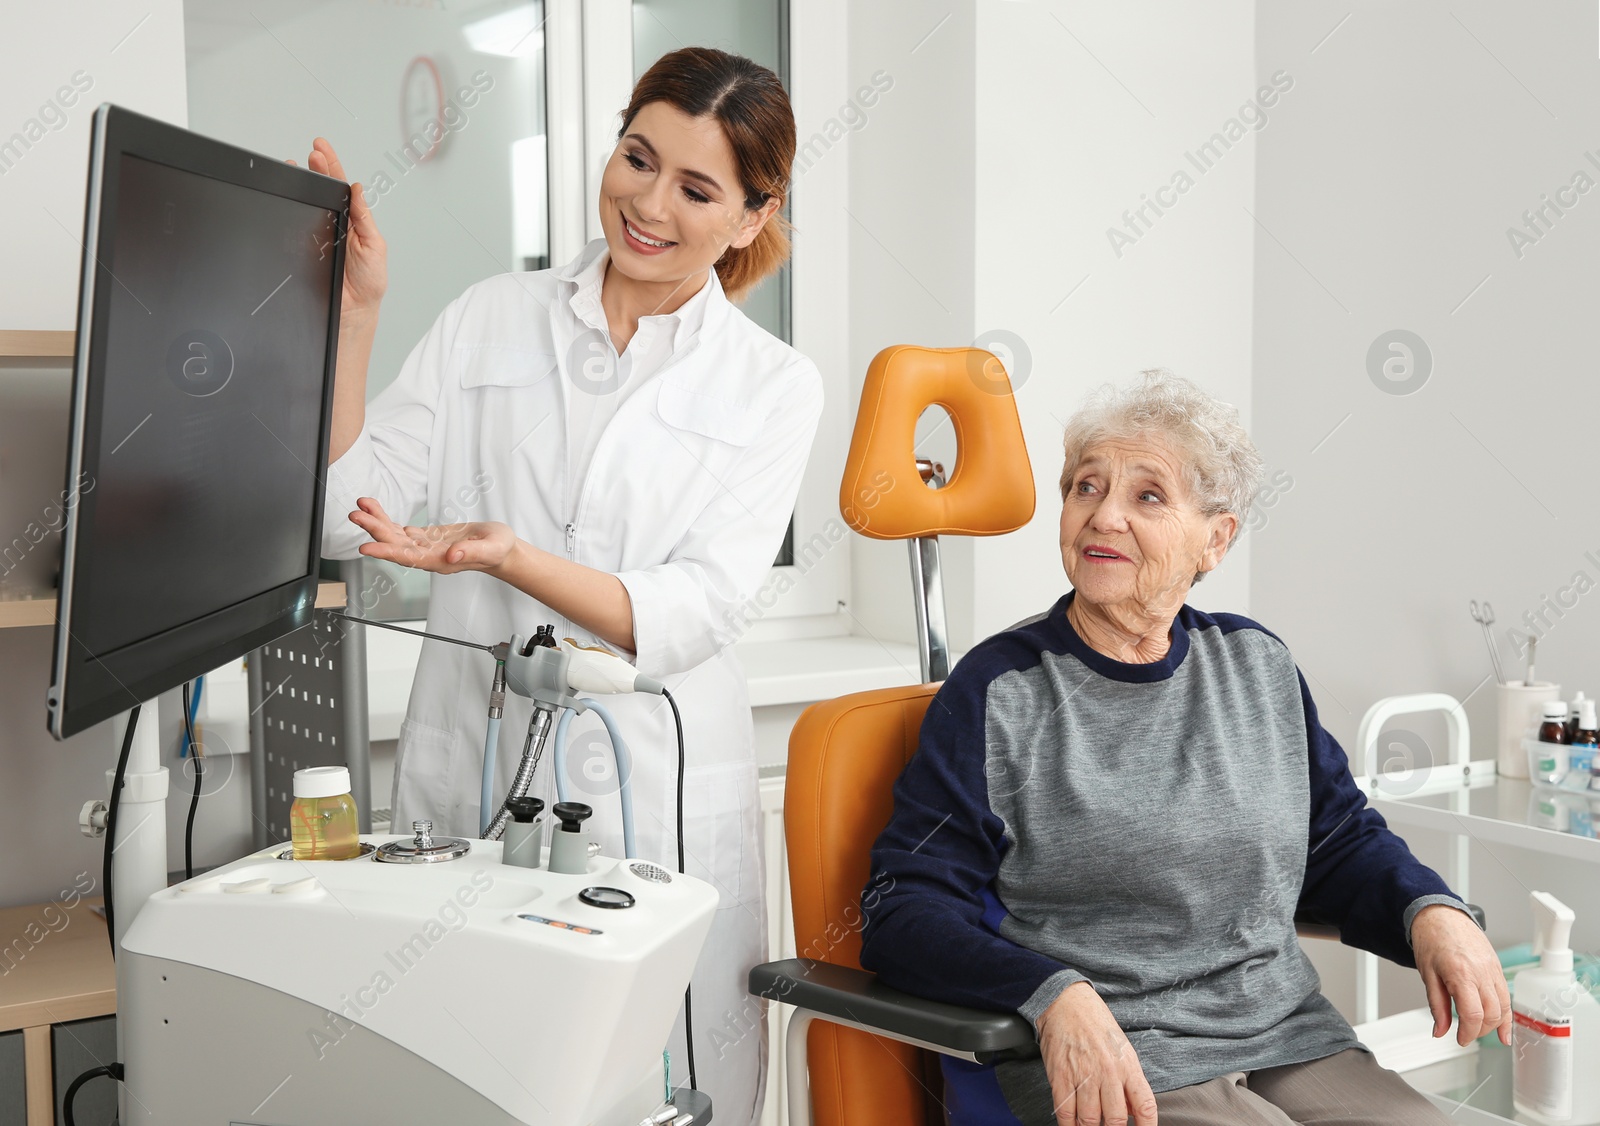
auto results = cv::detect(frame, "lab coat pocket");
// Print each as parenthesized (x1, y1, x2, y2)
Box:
(678, 759, 760, 911)
(458, 346, 560, 389)
(654, 382, 764, 447)
(394, 718, 463, 827)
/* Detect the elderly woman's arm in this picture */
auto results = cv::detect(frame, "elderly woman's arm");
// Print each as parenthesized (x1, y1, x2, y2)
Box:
(1293, 670, 1473, 956)
(859, 675, 1086, 1022)
(1294, 671, 1510, 1045)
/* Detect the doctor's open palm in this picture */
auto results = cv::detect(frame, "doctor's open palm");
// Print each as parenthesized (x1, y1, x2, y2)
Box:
(348, 497, 516, 576)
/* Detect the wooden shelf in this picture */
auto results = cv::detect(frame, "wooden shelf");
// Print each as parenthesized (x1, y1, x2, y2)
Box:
(0, 581, 347, 630)
(0, 896, 114, 1126)
(0, 896, 114, 1033)
(0, 330, 74, 359)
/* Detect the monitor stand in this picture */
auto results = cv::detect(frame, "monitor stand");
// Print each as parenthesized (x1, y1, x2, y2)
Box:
(103, 700, 169, 1124)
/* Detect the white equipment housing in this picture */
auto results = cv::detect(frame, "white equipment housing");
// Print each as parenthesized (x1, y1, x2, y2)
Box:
(118, 835, 717, 1124)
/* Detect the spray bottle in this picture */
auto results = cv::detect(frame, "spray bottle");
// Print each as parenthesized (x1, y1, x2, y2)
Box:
(1514, 891, 1600, 1124)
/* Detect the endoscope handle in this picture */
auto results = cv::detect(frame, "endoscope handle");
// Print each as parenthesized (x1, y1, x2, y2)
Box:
(560, 639, 666, 696)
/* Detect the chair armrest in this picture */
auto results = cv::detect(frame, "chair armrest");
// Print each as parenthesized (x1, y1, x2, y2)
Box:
(749, 957, 1038, 1061)
(1294, 902, 1486, 942)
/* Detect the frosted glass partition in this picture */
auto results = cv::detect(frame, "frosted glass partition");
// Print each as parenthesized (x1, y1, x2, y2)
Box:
(185, 0, 549, 619)
(633, 0, 789, 346)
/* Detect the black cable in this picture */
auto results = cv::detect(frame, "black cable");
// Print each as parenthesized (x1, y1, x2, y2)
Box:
(102, 703, 141, 960)
(183, 679, 202, 881)
(662, 688, 697, 1092)
(63, 1062, 121, 1126)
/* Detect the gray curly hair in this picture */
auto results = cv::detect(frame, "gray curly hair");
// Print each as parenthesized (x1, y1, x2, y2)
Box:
(1058, 369, 1263, 583)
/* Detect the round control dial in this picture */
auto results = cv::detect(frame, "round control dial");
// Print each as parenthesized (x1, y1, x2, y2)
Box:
(578, 886, 636, 910)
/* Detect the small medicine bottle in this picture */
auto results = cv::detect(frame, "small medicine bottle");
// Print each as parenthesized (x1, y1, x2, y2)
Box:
(1541, 702, 1572, 744)
(1574, 700, 1600, 780)
(291, 766, 361, 860)
(1569, 693, 1590, 743)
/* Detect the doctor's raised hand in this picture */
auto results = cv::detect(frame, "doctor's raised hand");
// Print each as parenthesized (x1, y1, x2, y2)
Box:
(285, 138, 388, 465)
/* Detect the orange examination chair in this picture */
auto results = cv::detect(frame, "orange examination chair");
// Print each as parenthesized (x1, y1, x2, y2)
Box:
(749, 345, 1038, 1126)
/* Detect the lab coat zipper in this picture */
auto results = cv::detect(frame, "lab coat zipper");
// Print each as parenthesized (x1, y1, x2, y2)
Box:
(564, 522, 575, 557)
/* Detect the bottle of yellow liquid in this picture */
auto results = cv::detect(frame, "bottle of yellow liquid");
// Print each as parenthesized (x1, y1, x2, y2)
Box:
(290, 766, 360, 860)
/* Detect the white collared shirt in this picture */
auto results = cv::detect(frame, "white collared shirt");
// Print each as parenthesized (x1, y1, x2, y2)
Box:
(557, 241, 714, 519)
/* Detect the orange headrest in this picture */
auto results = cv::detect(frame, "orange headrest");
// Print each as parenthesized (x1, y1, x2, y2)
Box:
(839, 346, 1035, 540)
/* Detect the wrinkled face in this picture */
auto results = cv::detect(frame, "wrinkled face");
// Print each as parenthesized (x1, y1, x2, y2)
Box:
(597, 101, 771, 290)
(1058, 434, 1232, 613)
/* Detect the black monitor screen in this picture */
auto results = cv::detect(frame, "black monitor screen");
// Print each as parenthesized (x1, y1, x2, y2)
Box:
(83, 153, 335, 653)
(50, 106, 347, 738)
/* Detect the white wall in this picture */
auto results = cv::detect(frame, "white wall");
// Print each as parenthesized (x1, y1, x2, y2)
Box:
(0, 0, 193, 909)
(1252, 1, 1600, 1017)
(848, 0, 1258, 652)
(0, 4, 188, 330)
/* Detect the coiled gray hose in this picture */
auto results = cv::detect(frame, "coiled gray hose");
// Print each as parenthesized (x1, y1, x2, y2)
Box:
(485, 706, 555, 840)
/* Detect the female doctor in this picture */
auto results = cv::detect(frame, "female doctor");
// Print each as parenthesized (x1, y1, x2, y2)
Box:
(311, 47, 820, 1125)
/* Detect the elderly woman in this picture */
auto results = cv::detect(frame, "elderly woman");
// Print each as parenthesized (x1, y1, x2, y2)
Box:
(857, 370, 1508, 1126)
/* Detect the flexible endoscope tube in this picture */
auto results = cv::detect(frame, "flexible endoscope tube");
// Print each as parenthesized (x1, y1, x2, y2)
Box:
(553, 699, 636, 859)
(485, 705, 555, 840)
(479, 661, 506, 837)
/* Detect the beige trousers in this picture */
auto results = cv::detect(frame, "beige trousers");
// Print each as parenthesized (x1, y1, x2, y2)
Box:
(1154, 1048, 1451, 1125)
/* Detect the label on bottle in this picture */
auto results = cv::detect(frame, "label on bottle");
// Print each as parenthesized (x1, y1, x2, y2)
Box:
(1571, 742, 1598, 774)
(1514, 1004, 1573, 1119)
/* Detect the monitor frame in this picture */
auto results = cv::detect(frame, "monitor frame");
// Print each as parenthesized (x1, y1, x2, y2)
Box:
(47, 103, 348, 739)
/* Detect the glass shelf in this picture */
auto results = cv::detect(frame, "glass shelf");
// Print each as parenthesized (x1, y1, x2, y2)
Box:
(1406, 1037, 1520, 1124)
(1371, 772, 1600, 864)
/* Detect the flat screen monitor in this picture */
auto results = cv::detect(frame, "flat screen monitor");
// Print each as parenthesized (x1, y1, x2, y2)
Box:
(48, 104, 347, 739)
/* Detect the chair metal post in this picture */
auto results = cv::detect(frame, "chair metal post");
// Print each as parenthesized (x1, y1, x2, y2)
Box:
(908, 537, 949, 684)
(909, 459, 950, 683)
(786, 1008, 817, 1126)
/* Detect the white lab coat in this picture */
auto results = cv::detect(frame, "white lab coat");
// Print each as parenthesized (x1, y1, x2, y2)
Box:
(322, 239, 823, 1125)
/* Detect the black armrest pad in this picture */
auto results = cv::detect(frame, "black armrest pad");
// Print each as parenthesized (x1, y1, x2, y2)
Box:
(1293, 902, 1487, 940)
(749, 958, 1037, 1059)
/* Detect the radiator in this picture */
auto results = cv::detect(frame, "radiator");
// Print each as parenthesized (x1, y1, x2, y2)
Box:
(758, 770, 795, 1126)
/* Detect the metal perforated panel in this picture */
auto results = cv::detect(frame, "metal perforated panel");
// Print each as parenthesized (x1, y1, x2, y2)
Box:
(248, 596, 371, 849)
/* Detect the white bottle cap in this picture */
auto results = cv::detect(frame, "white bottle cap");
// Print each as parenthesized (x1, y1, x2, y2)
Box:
(293, 766, 352, 800)
(1582, 700, 1598, 729)
(1544, 701, 1568, 720)
(1532, 891, 1576, 973)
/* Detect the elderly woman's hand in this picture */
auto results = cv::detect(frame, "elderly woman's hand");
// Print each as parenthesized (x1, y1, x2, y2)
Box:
(1037, 982, 1158, 1126)
(1412, 904, 1511, 1046)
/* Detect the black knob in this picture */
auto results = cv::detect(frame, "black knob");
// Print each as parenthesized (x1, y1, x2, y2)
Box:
(521, 625, 559, 656)
(506, 797, 544, 824)
(553, 801, 592, 833)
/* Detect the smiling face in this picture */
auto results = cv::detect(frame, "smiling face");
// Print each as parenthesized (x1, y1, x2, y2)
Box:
(1059, 434, 1238, 620)
(598, 100, 778, 291)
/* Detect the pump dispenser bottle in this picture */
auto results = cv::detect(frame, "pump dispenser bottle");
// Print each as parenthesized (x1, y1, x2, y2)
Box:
(1514, 891, 1600, 1124)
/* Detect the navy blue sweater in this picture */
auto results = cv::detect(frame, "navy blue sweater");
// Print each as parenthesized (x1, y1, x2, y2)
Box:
(857, 594, 1465, 1114)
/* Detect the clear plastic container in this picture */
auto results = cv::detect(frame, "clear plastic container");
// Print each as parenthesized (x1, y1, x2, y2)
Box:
(1527, 736, 1571, 788)
(290, 766, 360, 860)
